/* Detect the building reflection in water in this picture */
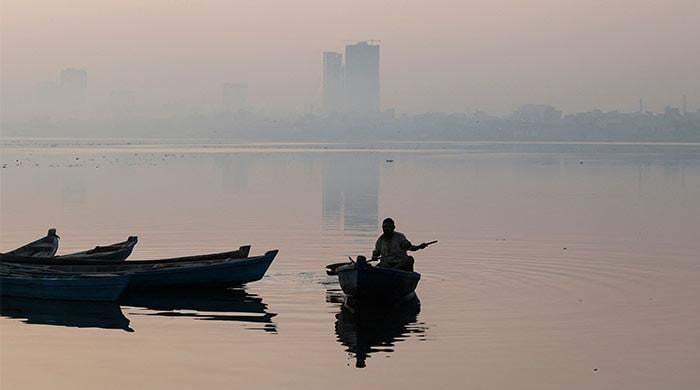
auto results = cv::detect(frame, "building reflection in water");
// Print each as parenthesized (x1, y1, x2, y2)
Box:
(327, 289, 428, 368)
(0, 296, 133, 332)
(120, 288, 277, 333)
(213, 154, 249, 193)
(0, 288, 276, 333)
(322, 154, 380, 234)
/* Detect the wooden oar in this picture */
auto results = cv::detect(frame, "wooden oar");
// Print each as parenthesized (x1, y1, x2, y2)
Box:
(421, 240, 438, 248)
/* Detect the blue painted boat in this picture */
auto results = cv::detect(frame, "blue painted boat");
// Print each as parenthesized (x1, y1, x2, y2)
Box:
(1, 249, 277, 290)
(126, 250, 278, 289)
(337, 256, 420, 303)
(0, 272, 131, 301)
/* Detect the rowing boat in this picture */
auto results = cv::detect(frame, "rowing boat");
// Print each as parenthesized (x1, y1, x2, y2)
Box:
(0, 271, 131, 301)
(55, 236, 138, 261)
(336, 256, 420, 303)
(125, 249, 278, 289)
(0, 245, 250, 267)
(1, 248, 277, 290)
(4, 231, 137, 261)
(5, 229, 59, 257)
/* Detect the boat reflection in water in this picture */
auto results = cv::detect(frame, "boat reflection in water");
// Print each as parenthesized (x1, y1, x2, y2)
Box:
(328, 289, 428, 368)
(120, 288, 277, 333)
(0, 296, 132, 332)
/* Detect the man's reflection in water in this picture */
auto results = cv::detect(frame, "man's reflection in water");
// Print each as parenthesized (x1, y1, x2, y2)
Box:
(120, 288, 277, 333)
(0, 296, 133, 332)
(328, 290, 427, 368)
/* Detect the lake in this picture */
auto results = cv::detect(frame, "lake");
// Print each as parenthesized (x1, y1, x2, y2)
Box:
(1, 140, 699, 389)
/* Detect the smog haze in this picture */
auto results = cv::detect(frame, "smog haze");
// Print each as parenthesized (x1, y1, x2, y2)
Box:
(2, 0, 699, 120)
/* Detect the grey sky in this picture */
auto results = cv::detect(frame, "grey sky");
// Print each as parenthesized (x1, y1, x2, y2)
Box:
(2, 0, 698, 117)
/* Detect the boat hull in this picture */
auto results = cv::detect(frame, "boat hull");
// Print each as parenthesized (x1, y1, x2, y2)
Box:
(55, 237, 138, 262)
(6, 229, 59, 258)
(127, 250, 278, 289)
(0, 274, 130, 301)
(1, 248, 275, 290)
(0, 245, 251, 267)
(337, 259, 420, 303)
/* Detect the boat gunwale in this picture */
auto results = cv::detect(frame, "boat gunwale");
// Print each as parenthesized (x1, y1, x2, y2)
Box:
(0, 245, 252, 266)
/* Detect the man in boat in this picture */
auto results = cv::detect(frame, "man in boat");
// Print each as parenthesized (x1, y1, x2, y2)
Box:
(371, 218, 427, 272)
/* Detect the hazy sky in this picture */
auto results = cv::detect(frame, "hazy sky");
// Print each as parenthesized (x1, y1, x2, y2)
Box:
(2, 0, 699, 117)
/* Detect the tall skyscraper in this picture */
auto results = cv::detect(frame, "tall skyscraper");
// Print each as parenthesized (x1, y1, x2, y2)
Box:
(323, 52, 344, 113)
(344, 41, 380, 113)
(223, 83, 249, 112)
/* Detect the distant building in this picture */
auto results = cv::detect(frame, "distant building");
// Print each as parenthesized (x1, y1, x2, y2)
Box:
(344, 41, 380, 113)
(223, 83, 248, 112)
(323, 52, 344, 113)
(60, 68, 87, 90)
(511, 104, 562, 123)
(664, 106, 682, 119)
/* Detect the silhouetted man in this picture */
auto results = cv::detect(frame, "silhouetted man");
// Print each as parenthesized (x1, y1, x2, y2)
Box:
(371, 218, 426, 272)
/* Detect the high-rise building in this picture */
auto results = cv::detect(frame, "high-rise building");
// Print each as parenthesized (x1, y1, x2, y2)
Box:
(344, 41, 380, 113)
(223, 83, 248, 112)
(323, 52, 344, 113)
(60, 68, 87, 90)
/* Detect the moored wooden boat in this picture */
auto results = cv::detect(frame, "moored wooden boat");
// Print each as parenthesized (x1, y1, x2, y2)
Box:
(5, 229, 60, 257)
(0, 271, 131, 301)
(336, 257, 420, 303)
(1, 248, 277, 290)
(55, 236, 138, 262)
(126, 249, 278, 289)
(0, 245, 251, 267)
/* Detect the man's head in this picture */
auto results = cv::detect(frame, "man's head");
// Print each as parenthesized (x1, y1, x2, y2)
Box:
(382, 218, 396, 236)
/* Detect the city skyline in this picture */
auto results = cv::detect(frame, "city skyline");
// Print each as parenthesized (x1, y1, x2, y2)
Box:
(2, 0, 698, 120)
(4, 56, 699, 125)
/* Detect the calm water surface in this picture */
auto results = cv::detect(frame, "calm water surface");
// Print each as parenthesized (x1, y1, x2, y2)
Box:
(1, 140, 699, 389)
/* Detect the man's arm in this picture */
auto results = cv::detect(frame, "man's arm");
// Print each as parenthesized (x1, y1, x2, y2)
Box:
(371, 238, 381, 260)
(406, 238, 427, 252)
